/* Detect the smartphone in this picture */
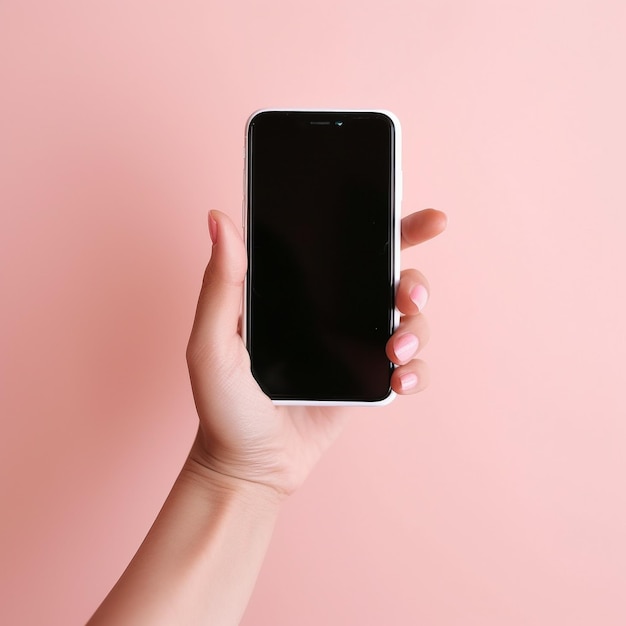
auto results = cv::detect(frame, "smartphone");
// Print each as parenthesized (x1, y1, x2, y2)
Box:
(244, 109, 401, 405)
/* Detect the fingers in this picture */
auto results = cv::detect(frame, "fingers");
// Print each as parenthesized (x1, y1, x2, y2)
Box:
(396, 269, 429, 315)
(391, 359, 429, 394)
(401, 208, 447, 249)
(386, 314, 429, 365)
(390, 268, 431, 363)
(390, 207, 444, 396)
(387, 315, 430, 396)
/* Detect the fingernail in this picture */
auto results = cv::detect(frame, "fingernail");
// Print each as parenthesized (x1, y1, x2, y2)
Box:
(394, 333, 419, 362)
(399, 372, 419, 391)
(209, 212, 218, 244)
(410, 284, 428, 311)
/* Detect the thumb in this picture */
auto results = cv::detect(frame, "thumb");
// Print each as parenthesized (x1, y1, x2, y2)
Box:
(188, 210, 248, 360)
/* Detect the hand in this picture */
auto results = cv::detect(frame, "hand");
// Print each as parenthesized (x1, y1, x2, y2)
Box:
(186, 209, 446, 498)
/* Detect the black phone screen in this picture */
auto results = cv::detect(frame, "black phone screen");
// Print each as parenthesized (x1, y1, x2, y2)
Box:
(246, 110, 397, 403)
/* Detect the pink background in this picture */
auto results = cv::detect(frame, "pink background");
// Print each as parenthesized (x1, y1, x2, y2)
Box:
(1, 1, 625, 624)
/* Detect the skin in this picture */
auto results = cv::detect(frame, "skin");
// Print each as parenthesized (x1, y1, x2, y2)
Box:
(87, 207, 446, 626)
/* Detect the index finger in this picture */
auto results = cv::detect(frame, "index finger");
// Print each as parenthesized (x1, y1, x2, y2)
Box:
(401, 209, 447, 250)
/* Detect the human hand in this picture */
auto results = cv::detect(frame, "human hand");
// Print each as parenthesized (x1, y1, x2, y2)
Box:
(186, 208, 446, 499)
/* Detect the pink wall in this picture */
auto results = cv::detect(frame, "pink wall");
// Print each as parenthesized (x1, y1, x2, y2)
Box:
(1, 1, 625, 624)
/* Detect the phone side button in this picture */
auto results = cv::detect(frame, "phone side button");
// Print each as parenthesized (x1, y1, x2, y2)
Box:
(398, 170, 403, 202)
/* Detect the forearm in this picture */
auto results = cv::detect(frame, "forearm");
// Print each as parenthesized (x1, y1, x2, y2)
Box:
(87, 456, 281, 626)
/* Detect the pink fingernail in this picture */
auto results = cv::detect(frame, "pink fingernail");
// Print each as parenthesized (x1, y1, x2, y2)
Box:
(410, 284, 428, 311)
(399, 372, 418, 391)
(209, 212, 218, 244)
(394, 333, 419, 362)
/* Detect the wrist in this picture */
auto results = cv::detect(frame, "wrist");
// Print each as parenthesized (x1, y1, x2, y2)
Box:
(182, 452, 284, 513)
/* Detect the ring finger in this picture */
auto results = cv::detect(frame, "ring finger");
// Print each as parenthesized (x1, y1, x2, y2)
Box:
(386, 314, 430, 365)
